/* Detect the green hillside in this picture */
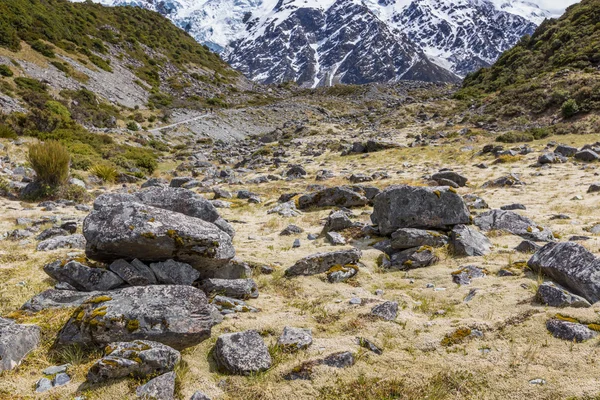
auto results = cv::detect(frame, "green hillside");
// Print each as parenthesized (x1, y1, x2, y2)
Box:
(459, 0, 600, 120)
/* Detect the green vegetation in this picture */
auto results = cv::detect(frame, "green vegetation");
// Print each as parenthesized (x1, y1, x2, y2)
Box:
(0, 64, 13, 77)
(27, 141, 70, 186)
(89, 164, 118, 183)
(459, 0, 600, 118)
(496, 127, 552, 143)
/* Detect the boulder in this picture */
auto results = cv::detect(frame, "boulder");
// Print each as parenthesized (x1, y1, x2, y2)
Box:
(390, 228, 448, 250)
(277, 327, 313, 351)
(528, 242, 600, 303)
(280, 224, 304, 236)
(546, 319, 597, 342)
(322, 351, 355, 368)
(588, 183, 600, 194)
(554, 144, 578, 157)
(449, 225, 491, 257)
(200, 278, 258, 299)
(515, 240, 541, 253)
(322, 210, 356, 233)
(297, 187, 369, 210)
(574, 150, 600, 162)
(474, 210, 554, 242)
(536, 282, 591, 308)
(451, 265, 487, 285)
(213, 330, 272, 375)
(136, 371, 175, 400)
(22, 289, 98, 312)
(0, 317, 40, 371)
(84, 202, 235, 270)
(327, 264, 358, 283)
(431, 171, 468, 187)
(371, 185, 470, 235)
(37, 234, 85, 251)
(285, 248, 362, 276)
(149, 260, 200, 285)
(109, 259, 157, 286)
(87, 340, 180, 383)
(389, 246, 438, 270)
(370, 301, 398, 321)
(56, 286, 216, 350)
(43, 260, 124, 292)
(325, 231, 346, 245)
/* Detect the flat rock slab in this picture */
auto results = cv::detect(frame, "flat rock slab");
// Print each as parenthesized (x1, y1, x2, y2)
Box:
(0, 317, 40, 371)
(474, 209, 554, 242)
(372, 185, 470, 235)
(84, 202, 235, 270)
(214, 330, 272, 375)
(536, 282, 591, 308)
(87, 340, 180, 383)
(391, 228, 448, 250)
(285, 248, 362, 276)
(546, 319, 598, 342)
(528, 242, 600, 304)
(44, 260, 124, 292)
(297, 187, 369, 210)
(56, 285, 216, 350)
(200, 278, 258, 299)
(22, 289, 99, 312)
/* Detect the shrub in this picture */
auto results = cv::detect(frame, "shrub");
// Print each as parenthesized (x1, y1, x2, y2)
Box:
(27, 141, 70, 186)
(89, 164, 118, 183)
(126, 121, 139, 131)
(58, 184, 90, 203)
(14, 77, 47, 93)
(30, 39, 55, 58)
(0, 64, 13, 77)
(496, 131, 534, 143)
(561, 99, 579, 118)
(0, 124, 17, 139)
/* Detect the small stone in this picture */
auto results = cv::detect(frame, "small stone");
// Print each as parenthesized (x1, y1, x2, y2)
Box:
(136, 371, 176, 400)
(277, 327, 313, 351)
(322, 352, 355, 368)
(356, 337, 382, 355)
(529, 378, 546, 385)
(35, 378, 53, 393)
(293, 239, 301, 248)
(325, 232, 346, 245)
(370, 301, 398, 321)
(190, 392, 211, 400)
(53, 372, 70, 387)
(349, 297, 362, 305)
(280, 225, 303, 236)
(43, 364, 70, 375)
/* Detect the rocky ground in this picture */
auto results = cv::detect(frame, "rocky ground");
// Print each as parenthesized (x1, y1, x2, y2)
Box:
(1, 85, 600, 400)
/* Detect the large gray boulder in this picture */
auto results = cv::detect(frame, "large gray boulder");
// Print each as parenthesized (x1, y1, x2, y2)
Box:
(213, 330, 272, 375)
(431, 171, 468, 187)
(87, 340, 180, 383)
(285, 248, 362, 276)
(389, 246, 438, 270)
(390, 228, 448, 250)
(84, 202, 235, 270)
(474, 209, 554, 242)
(297, 187, 369, 210)
(528, 242, 600, 304)
(55, 286, 216, 350)
(43, 260, 124, 292)
(372, 185, 470, 235)
(0, 317, 40, 371)
(546, 318, 598, 342)
(449, 225, 492, 257)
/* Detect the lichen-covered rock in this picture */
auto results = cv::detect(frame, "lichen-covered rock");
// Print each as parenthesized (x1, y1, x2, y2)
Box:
(109, 259, 157, 286)
(136, 371, 176, 400)
(22, 289, 98, 312)
(84, 202, 235, 270)
(326, 264, 358, 283)
(451, 265, 487, 285)
(322, 210, 357, 233)
(200, 278, 258, 299)
(474, 209, 554, 242)
(449, 225, 491, 257)
(390, 228, 448, 250)
(87, 340, 180, 383)
(372, 185, 470, 235)
(277, 327, 313, 351)
(528, 242, 600, 304)
(297, 187, 369, 210)
(431, 171, 468, 187)
(285, 248, 362, 276)
(370, 301, 398, 321)
(546, 318, 598, 342)
(43, 260, 124, 292)
(536, 282, 591, 308)
(213, 330, 272, 375)
(0, 317, 40, 371)
(149, 260, 200, 285)
(389, 246, 438, 270)
(37, 234, 85, 251)
(56, 285, 216, 350)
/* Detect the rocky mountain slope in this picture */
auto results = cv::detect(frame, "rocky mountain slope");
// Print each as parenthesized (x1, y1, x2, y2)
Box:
(71, 0, 556, 86)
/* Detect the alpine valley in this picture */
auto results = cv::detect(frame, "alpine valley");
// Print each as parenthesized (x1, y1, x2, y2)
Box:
(72, 0, 555, 86)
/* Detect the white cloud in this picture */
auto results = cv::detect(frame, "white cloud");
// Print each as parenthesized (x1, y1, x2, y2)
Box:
(535, 0, 579, 12)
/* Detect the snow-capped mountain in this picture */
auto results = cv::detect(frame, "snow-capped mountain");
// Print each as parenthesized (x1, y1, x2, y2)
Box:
(73, 0, 557, 86)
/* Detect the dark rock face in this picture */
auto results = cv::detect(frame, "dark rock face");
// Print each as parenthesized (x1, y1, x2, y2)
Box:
(449, 225, 491, 257)
(43, 260, 124, 292)
(546, 319, 598, 342)
(474, 209, 554, 242)
(297, 187, 369, 209)
(536, 282, 591, 308)
(528, 242, 600, 304)
(228, 0, 459, 87)
(372, 185, 470, 235)
(213, 330, 272, 375)
(389, 246, 438, 270)
(0, 317, 41, 371)
(149, 260, 200, 285)
(285, 248, 362, 276)
(87, 340, 181, 383)
(84, 202, 235, 271)
(56, 286, 216, 350)
(431, 171, 468, 187)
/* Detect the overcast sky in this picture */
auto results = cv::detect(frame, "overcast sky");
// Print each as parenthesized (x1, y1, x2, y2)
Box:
(537, 0, 579, 12)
